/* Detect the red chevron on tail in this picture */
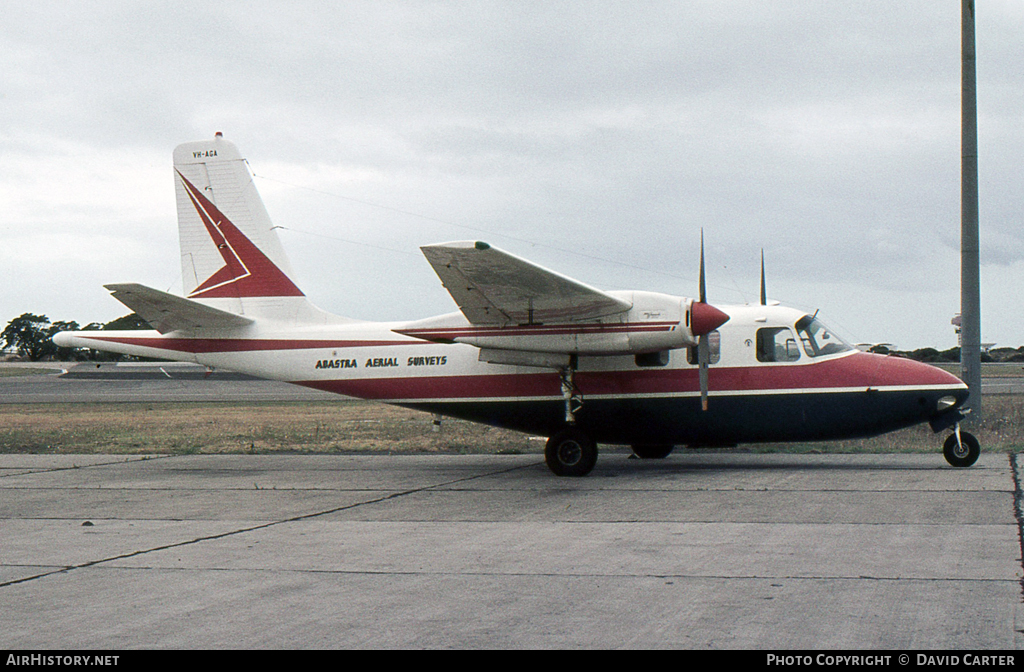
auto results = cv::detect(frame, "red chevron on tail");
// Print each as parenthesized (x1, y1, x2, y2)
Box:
(177, 170, 303, 299)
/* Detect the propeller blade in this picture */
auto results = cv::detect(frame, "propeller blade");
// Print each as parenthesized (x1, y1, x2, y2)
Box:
(760, 249, 767, 306)
(690, 230, 729, 336)
(695, 230, 720, 411)
(698, 334, 710, 411)
(699, 230, 706, 304)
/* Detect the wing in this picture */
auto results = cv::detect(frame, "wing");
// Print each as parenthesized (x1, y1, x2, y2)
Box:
(104, 283, 255, 334)
(420, 241, 631, 326)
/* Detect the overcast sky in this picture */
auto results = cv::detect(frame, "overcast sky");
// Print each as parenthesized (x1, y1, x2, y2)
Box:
(2, 1, 1021, 349)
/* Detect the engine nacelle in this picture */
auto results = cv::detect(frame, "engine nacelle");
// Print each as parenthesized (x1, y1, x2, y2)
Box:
(395, 291, 724, 356)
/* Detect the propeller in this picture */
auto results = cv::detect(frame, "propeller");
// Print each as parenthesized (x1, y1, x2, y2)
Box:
(698, 236, 711, 411)
(690, 231, 730, 411)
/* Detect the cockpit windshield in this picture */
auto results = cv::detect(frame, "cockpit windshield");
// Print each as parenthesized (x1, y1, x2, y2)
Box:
(795, 315, 854, 359)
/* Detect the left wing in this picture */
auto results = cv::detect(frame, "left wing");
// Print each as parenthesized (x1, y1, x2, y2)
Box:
(420, 241, 631, 326)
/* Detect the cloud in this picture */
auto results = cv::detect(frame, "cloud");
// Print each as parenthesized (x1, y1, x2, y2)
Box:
(1, 1, 1021, 348)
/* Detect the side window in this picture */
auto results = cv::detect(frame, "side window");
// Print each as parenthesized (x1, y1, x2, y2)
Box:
(635, 351, 670, 367)
(687, 330, 721, 365)
(756, 327, 800, 363)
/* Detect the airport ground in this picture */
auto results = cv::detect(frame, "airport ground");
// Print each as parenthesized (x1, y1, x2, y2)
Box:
(1, 363, 1023, 649)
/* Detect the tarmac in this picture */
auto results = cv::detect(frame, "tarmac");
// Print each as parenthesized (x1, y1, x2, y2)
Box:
(1, 364, 1023, 649)
(0, 362, 335, 403)
(1, 451, 1022, 649)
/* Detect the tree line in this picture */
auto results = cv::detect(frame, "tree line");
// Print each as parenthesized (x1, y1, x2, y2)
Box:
(1, 313, 150, 362)
(866, 344, 1024, 364)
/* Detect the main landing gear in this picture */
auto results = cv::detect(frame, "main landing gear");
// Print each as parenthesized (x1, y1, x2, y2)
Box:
(943, 424, 980, 468)
(545, 428, 597, 477)
(546, 359, 596, 477)
(559, 359, 583, 425)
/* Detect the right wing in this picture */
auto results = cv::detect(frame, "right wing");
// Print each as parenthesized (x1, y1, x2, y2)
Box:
(104, 283, 255, 334)
(420, 241, 631, 326)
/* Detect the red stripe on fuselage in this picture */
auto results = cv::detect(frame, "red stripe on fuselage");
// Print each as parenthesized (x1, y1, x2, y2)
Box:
(81, 336, 417, 354)
(298, 352, 964, 401)
(302, 372, 558, 400)
(79, 335, 963, 399)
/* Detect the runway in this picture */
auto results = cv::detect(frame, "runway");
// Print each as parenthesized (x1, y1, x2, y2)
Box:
(1, 451, 1022, 649)
(0, 363, 335, 403)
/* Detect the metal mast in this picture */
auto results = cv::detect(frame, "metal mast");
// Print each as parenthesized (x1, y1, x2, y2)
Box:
(961, 0, 982, 421)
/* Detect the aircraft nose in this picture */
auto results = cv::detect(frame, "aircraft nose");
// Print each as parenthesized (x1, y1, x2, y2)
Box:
(870, 354, 970, 411)
(691, 302, 729, 336)
(873, 354, 967, 387)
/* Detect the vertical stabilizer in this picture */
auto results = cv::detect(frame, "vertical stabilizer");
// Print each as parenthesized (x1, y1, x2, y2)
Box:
(173, 134, 302, 300)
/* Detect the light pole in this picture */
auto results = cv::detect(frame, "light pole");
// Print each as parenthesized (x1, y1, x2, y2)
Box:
(961, 0, 982, 422)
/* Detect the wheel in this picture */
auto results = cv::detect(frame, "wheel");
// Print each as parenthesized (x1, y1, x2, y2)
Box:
(943, 431, 980, 468)
(545, 428, 597, 477)
(631, 444, 674, 459)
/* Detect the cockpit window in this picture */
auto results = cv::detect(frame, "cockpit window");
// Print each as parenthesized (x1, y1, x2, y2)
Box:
(796, 315, 854, 358)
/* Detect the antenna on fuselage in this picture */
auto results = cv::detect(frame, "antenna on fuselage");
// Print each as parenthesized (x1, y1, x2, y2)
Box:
(759, 249, 767, 306)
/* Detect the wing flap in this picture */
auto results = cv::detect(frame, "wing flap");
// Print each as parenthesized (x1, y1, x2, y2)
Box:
(420, 241, 631, 326)
(104, 283, 255, 334)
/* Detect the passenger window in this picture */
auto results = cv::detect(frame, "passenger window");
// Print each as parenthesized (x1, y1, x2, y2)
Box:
(687, 330, 721, 365)
(756, 327, 800, 362)
(635, 351, 670, 367)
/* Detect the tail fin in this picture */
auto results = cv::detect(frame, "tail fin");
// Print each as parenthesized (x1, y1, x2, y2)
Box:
(173, 134, 302, 300)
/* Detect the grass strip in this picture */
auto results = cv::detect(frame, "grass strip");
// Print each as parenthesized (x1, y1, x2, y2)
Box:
(3, 397, 1023, 456)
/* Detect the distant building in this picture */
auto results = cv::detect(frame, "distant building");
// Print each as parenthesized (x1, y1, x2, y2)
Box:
(952, 313, 993, 352)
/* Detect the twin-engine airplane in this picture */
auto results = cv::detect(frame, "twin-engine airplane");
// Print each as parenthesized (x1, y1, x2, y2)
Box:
(55, 134, 978, 476)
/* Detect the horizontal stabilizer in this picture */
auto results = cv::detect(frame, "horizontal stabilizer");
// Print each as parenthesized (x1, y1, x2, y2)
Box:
(421, 241, 631, 326)
(104, 283, 254, 334)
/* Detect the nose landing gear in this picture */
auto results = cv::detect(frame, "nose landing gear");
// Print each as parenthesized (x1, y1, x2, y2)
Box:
(943, 424, 980, 468)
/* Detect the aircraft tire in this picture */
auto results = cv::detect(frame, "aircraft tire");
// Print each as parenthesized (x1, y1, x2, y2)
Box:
(545, 428, 597, 477)
(943, 431, 980, 468)
(631, 444, 674, 459)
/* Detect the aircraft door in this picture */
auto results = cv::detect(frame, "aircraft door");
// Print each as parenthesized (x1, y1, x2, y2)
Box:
(756, 327, 801, 363)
